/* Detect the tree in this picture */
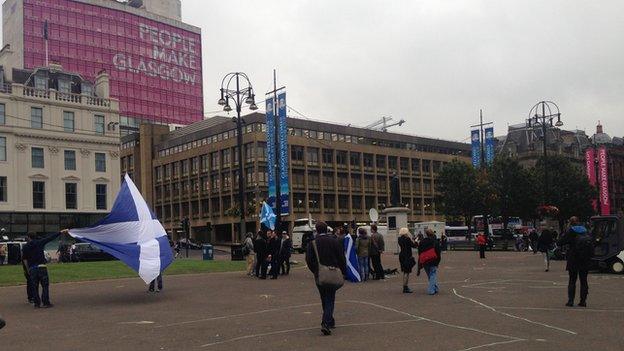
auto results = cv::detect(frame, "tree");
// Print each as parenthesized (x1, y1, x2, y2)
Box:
(436, 159, 482, 230)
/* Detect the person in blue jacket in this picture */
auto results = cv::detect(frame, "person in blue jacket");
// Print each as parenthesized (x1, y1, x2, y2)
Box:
(558, 217, 593, 307)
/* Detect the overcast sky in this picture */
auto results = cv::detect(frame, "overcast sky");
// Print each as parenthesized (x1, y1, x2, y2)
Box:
(185, 0, 623, 142)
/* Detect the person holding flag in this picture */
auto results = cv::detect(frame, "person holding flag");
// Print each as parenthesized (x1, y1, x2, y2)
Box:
(343, 229, 361, 283)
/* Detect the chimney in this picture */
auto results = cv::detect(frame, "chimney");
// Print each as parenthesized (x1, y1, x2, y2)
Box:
(596, 121, 603, 134)
(95, 70, 110, 98)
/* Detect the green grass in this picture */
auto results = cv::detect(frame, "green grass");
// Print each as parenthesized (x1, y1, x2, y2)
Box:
(0, 260, 246, 287)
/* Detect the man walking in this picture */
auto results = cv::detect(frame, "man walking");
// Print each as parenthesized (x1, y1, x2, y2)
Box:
(369, 224, 385, 280)
(306, 221, 346, 336)
(279, 231, 292, 275)
(476, 232, 488, 259)
(22, 230, 69, 308)
(559, 217, 593, 307)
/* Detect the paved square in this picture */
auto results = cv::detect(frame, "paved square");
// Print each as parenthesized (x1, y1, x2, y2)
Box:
(2, 251, 624, 350)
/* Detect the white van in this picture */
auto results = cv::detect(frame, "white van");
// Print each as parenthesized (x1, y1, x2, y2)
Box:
(291, 218, 333, 253)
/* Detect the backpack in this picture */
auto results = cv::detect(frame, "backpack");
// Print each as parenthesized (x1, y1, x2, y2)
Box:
(575, 234, 594, 262)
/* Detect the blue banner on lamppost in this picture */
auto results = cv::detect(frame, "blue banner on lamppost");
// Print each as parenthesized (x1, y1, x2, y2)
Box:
(266, 97, 277, 209)
(471, 129, 481, 168)
(485, 127, 495, 165)
(277, 92, 290, 215)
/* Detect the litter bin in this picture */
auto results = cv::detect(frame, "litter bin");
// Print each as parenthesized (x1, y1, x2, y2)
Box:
(230, 244, 244, 261)
(202, 244, 214, 261)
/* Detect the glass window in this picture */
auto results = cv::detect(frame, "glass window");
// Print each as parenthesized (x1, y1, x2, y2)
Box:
(0, 137, 6, 161)
(31, 107, 43, 129)
(0, 103, 5, 125)
(82, 83, 93, 96)
(65, 183, 77, 209)
(58, 79, 70, 93)
(32, 181, 45, 209)
(95, 152, 106, 172)
(31, 147, 44, 168)
(63, 111, 75, 132)
(34, 75, 47, 90)
(96, 184, 107, 210)
(64, 150, 76, 170)
(0, 176, 6, 202)
(94, 115, 105, 135)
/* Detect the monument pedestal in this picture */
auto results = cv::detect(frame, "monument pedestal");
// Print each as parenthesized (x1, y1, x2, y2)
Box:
(382, 207, 410, 254)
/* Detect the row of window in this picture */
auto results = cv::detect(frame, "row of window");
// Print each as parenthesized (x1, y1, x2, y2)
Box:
(0, 176, 107, 210)
(24, 106, 106, 134)
(26, 147, 107, 172)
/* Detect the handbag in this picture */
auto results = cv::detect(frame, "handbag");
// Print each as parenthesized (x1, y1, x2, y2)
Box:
(418, 247, 438, 265)
(408, 256, 417, 270)
(312, 240, 344, 289)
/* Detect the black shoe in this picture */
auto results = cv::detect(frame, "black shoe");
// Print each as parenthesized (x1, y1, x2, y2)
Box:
(321, 323, 331, 335)
(565, 301, 574, 307)
(33, 304, 41, 309)
(42, 304, 53, 309)
(545, 269, 549, 272)
(403, 286, 413, 294)
(259, 276, 267, 280)
(578, 301, 586, 307)
(270, 276, 277, 280)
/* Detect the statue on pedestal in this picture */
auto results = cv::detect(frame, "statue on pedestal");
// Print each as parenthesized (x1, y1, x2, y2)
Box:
(390, 172, 401, 207)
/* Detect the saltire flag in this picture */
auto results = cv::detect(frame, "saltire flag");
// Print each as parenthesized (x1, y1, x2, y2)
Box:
(260, 201, 276, 230)
(343, 234, 361, 282)
(69, 174, 173, 284)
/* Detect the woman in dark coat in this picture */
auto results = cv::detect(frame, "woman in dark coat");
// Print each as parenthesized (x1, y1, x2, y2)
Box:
(398, 227, 418, 293)
(537, 228, 555, 272)
(418, 229, 442, 295)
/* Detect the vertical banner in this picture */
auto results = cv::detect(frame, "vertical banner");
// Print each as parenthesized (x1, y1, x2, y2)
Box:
(597, 147, 610, 215)
(277, 92, 290, 216)
(585, 148, 597, 212)
(484, 127, 495, 166)
(265, 97, 277, 209)
(471, 130, 481, 168)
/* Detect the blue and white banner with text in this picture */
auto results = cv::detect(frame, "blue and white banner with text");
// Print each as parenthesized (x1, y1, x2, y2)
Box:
(471, 129, 481, 168)
(485, 127, 495, 166)
(277, 92, 290, 216)
(265, 97, 277, 209)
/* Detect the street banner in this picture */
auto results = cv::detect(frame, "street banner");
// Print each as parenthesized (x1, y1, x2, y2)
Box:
(585, 148, 597, 211)
(265, 97, 277, 209)
(597, 147, 611, 215)
(471, 130, 481, 168)
(277, 92, 290, 215)
(485, 127, 495, 166)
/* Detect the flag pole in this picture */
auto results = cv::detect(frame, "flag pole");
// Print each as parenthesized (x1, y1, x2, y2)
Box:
(44, 20, 49, 66)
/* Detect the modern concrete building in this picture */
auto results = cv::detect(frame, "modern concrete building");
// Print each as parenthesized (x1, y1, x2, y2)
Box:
(0, 63, 120, 236)
(121, 113, 471, 244)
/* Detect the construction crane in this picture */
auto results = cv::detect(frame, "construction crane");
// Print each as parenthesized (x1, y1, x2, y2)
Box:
(364, 116, 406, 132)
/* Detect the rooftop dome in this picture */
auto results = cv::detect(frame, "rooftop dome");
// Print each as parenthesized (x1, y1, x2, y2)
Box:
(591, 121, 612, 145)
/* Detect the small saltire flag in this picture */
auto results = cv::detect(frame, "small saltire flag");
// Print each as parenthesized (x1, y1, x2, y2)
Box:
(260, 201, 276, 230)
(343, 234, 361, 282)
(69, 174, 173, 284)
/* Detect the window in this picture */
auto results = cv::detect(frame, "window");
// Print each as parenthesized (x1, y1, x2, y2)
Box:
(34, 75, 46, 90)
(31, 147, 44, 168)
(336, 151, 347, 166)
(182, 159, 189, 175)
(0, 176, 6, 202)
(32, 181, 45, 209)
(323, 172, 334, 189)
(96, 184, 107, 210)
(222, 149, 231, 167)
(95, 153, 106, 172)
(307, 148, 319, 165)
(0, 103, 5, 125)
(0, 137, 6, 161)
(82, 83, 93, 96)
(350, 152, 361, 167)
(62, 111, 75, 132)
(58, 79, 70, 93)
(291, 146, 304, 162)
(323, 194, 335, 212)
(65, 183, 77, 209)
(64, 150, 76, 170)
(94, 115, 105, 135)
(322, 149, 334, 164)
(31, 107, 43, 129)
(376, 155, 386, 168)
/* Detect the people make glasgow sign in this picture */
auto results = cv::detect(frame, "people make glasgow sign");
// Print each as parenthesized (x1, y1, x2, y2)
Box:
(113, 23, 199, 85)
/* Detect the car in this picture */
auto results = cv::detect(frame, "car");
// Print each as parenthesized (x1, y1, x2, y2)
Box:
(70, 243, 115, 262)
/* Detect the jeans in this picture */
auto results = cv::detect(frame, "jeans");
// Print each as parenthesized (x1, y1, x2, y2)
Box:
(29, 266, 50, 306)
(23, 264, 34, 302)
(424, 265, 439, 295)
(370, 255, 384, 279)
(149, 274, 163, 291)
(543, 252, 551, 270)
(568, 269, 588, 303)
(316, 285, 337, 327)
(270, 257, 280, 278)
(358, 256, 369, 281)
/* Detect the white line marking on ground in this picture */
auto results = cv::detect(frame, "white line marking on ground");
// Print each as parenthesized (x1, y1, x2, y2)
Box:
(493, 306, 624, 313)
(199, 319, 421, 347)
(452, 289, 576, 335)
(456, 339, 525, 351)
(461, 280, 511, 288)
(118, 321, 155, 325)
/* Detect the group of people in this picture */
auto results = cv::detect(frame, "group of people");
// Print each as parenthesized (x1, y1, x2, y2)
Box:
(353, 225, 386, 281)
(245, 230, 293, 280)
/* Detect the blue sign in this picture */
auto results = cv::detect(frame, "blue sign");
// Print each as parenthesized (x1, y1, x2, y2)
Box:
(485, 127, 495, 166)
(471, 129, 481, 168)
(265, 97, 277, 209)
(277, 92, 290, 216)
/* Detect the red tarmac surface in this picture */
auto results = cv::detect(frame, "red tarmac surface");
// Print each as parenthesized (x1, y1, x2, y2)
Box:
(1, 251, 624, 350)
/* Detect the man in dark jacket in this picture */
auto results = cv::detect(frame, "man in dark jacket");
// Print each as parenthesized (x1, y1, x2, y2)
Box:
(22, 230, 69, 308)
(306, 221, 347, 336)
(537, 228, 555, 272)
(558, 217, 592, 307)
(254, 231, 269, 279)
(369, 224, 385, 280)
(268, 230, 281, 279)
(279, 231, 293, 275)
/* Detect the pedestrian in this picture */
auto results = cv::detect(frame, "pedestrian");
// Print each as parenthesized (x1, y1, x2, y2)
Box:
(558, 216, 593, 307)
(0, 243, 6, 265)
(538, 226, 555, 272)
(279, 231, 292, 275)
(148, 274, 163, 293)
(174, 241, 181, 259)
(22, 230, 70, 308)
(398, 227, 417, 293)
(440, 233, 448, 251)
(243, 232, 255, 276)
(369, 224, 385, 280)
(476, 232, 487, 259)
(0, 316, 5, 330)
(268, 230, 281, 279)
(355, 227, 371, 281)
(254, 231, 269, 279)
(529, 229, 539, 254)
(22, 258, 35, 303)
(305, 221, 347, 336)
(418, 229, 441, 295)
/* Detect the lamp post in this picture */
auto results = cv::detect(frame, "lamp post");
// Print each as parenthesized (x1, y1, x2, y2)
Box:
(218, 72, 258, 242)
(527, 101, 563, 202)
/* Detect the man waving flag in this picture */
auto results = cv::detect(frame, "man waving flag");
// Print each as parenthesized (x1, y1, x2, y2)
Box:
(69, 174, 173, 284)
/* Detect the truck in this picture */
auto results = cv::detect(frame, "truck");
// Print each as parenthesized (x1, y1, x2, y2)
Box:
(590, 215, 624, 273)
(413, 221, 446, 239)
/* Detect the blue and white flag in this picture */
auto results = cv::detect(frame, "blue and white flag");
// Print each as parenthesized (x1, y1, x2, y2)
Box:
(69, 174, 173, 284)
(343, 235, 361, 282)
(260, 201, 276, 230)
